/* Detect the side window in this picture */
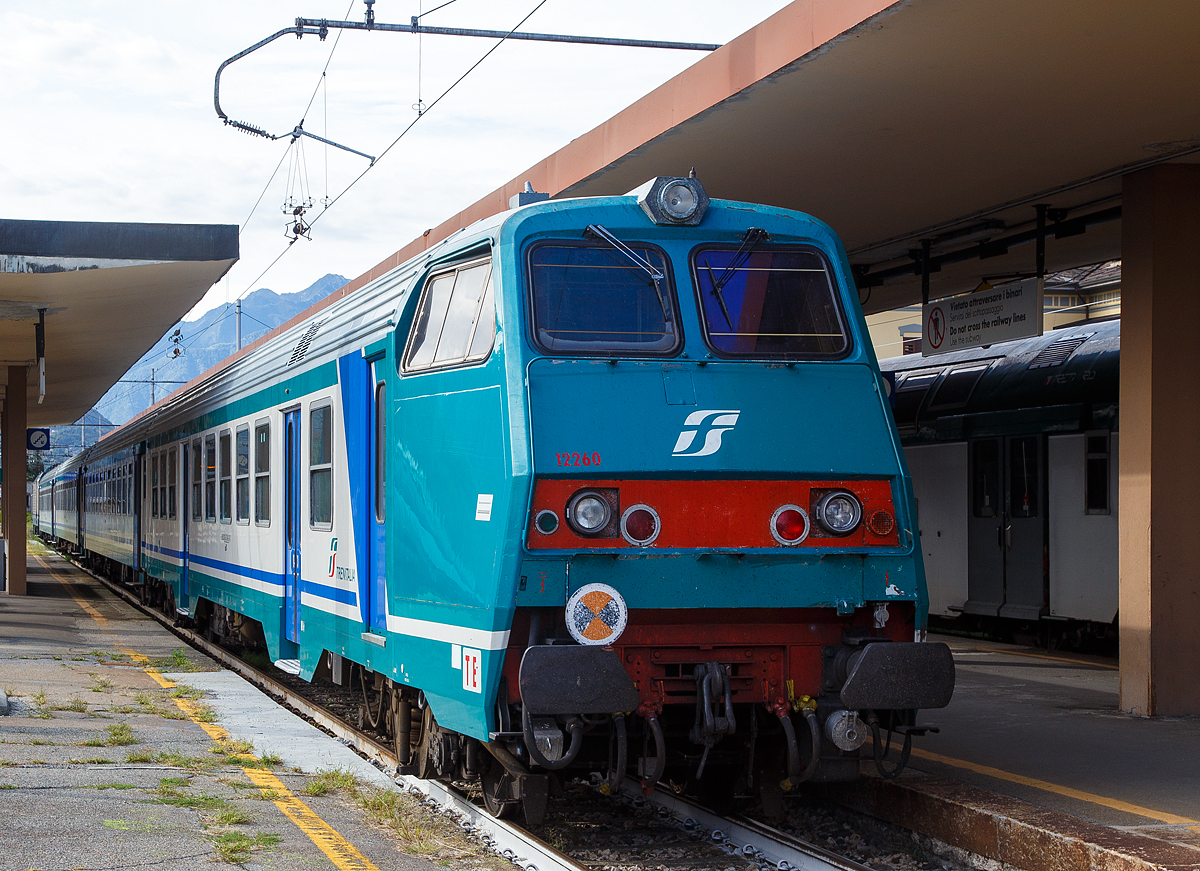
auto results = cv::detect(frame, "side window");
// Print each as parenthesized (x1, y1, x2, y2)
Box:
(310, 404, 333, 529)
(205, 434, 217, 522)
(167, 449, 177, 520)
(375, 382, 386, 523)
(402, 258, 495, 372)
(151, 453, 159, 518)
(219, 431, 232, 522)
(236, 426, 250, 524)
(1085, 432, 1111, 515)
(192, 439, 203, 521)
(159, 454, 168, 519)
(972, 439, 1000, 518)
(255, 421, 271, 526)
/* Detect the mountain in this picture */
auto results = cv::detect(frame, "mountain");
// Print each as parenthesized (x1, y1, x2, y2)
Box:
(94, 273, 346, 426)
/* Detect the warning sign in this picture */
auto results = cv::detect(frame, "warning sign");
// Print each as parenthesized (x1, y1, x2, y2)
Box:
(922, 278, 1042, 356)
(565, 583, 628, 646)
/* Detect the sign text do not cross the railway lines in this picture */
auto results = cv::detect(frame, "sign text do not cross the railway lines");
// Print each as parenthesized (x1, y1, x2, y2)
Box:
(922, 278, 1043, 356)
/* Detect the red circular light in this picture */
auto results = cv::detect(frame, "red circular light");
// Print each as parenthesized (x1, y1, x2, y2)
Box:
(868, 509, 895, 536)
(624, 508, 657, 542)
(775, 509, 807, 542)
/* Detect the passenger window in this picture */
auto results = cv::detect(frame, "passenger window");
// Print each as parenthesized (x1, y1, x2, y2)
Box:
(1085, 432, 1110, 515)
(892, 371, 940, 429)
(219, 431, 232, 522)
(375, 382, 386, 523)
(255, 422, 271, 526)
(168, 449, 177, 520)
(691, 245, 847, 358)
(205, 434, 217, 522)
(972, 439, 1000, 518)
(528, 243, 678, 356)
(310, 405, 333, 529)
(192, 439, 203, 521)
(236, 427, 250, 523)
(151, 454, 159, 518)
(159, 454, 168, 519)
(1009, 436, 1038, 518)
(404, 258, 495, 371)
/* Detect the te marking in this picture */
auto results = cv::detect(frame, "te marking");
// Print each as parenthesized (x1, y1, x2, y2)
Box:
(556, 451, 601, 467)
(462, 647, 482, 693)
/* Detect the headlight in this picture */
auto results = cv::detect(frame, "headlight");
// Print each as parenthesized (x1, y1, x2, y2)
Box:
(630, 176, 710, 226)
(815, 491, 862, 536)
(566, 491, 611, 535)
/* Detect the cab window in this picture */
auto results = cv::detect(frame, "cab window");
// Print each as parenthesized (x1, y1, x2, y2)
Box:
(403, 257, 495, 372)
(691, 245, 849, 359)
(528, 242, 679, 356)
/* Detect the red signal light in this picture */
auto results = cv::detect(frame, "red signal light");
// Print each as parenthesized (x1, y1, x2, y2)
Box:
(771, 505, 809, 545)
(620, 504, 661, 546)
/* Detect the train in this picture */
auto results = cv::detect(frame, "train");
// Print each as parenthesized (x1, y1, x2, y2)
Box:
(34, 176, 954, 823)
(878, 319, 1120, 649)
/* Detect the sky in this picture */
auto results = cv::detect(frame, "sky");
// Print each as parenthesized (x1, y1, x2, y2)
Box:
(2, 1, 793, 321)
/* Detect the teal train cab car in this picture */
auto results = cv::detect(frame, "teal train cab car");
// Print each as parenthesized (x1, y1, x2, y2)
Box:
(36, 176, 954, 823)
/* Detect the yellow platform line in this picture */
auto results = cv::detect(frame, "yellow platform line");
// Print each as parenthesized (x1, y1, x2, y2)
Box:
(38, 553, 385, 871)
(897, 743, 1198, 826)
(972, 646, 1119, 670)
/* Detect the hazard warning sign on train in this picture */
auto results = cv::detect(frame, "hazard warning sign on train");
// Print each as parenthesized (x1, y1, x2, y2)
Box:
(565, 583, 628, 646)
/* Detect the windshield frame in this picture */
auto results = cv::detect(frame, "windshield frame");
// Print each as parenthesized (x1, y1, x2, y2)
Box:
(688, 242, 853, 361)
(524, 238, 683, 359)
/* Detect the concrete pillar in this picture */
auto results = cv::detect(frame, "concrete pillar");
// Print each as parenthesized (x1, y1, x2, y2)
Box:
(1118, 164, 1200, 716)
(2, 365, 28, 595)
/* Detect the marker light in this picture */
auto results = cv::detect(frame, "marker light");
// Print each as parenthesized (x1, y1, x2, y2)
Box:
(815, 491, 862, 536)
(867, 509, 895, 537)
(771, 504, 810, 546)
(630, 176, 710, 226)
(534, 509, 559, 535)
(566, 491, 611, 535)
(621, 504, 661, 546)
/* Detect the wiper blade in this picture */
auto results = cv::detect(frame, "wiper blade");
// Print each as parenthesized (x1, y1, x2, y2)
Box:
(704, 260, 734, 331)
(704, 227, 769, 333)
(583, 224, 669, 319)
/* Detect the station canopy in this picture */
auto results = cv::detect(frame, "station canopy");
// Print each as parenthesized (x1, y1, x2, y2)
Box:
(0, 220, 238, 428)
(349, 0, 1200, 315)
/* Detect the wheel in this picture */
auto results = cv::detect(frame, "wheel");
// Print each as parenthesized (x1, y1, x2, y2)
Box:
(480, 756, 519, 819)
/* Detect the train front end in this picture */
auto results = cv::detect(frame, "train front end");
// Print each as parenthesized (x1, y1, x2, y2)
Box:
(500, 178, 954, 804)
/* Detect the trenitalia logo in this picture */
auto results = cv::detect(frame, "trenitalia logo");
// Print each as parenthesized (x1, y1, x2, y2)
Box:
(672, 409, 741, 457)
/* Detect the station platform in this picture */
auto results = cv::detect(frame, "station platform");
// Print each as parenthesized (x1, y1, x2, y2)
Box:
(0, 547, 509, 871)
(822, 637, 1200, 871)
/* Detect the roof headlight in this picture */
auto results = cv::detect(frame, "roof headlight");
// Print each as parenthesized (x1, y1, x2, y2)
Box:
(566, 491, 611, 535)
(630, 175, 710, 226)
(815, 491, 862, 536)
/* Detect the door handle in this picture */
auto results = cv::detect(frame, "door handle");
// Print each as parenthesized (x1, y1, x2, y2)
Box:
(1005, 522, 1012, 550)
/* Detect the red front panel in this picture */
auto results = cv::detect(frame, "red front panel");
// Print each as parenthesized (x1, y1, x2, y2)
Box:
(526, 478, 898, 550)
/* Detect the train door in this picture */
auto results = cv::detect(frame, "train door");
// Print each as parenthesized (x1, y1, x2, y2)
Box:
(366, 363, 388, 634)
(284, 409, 302, 643)
(181, 444, 190, 597)
(965, 436, 1047, 619)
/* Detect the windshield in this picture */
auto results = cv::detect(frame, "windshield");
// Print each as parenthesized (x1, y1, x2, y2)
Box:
(692, 246, 849, 358)
(528, 243, 679, 355)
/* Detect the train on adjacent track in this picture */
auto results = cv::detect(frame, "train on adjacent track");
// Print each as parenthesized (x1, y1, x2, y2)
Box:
(34, 176, 954, 823)
(878, 320, 1120, 650)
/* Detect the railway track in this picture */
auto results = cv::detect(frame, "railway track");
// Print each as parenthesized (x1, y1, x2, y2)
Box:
(81, 558, 873, 871)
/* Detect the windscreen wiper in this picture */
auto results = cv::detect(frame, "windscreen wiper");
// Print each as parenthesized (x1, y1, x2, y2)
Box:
(583, 224, 669, 319)
(702, 227, 770, 331)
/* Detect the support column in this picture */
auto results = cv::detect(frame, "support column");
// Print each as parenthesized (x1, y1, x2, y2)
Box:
(1119, 164, 1200, 716)
(2, 365, 28, 595)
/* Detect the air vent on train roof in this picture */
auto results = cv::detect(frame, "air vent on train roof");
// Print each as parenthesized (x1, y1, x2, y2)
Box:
(1027, 333, 1095, 370)
(288, 319, 326, 366)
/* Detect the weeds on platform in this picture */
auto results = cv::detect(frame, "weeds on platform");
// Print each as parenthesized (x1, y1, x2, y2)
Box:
(209, 806, 252, 826)
(151, 779, 230, 810)
(155, 649, 200, 672)
(82, 723, 137, 747)
(354, 787, 440, 854)
(299, 767, 360, 797)
(170, 684, 208, 700)
(88, 674, 113, 691)
(209, 831, 281, 864)
(68, 757, 114, 764)
(52, 699, 88, 713)
(0, 783, 15, 789)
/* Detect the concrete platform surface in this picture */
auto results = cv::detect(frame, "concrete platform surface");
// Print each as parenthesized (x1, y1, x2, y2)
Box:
(0, 548, 513, 871)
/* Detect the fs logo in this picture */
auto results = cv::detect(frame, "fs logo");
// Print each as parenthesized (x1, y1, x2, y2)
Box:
(328, 537, 338, 578)
(672, 409, 741, 458)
